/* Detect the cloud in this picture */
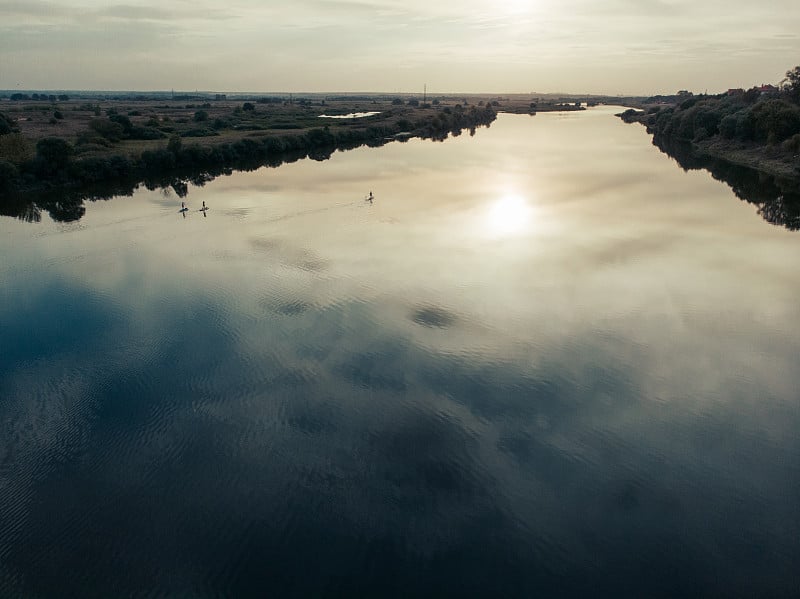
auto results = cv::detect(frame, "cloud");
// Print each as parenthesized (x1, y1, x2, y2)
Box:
(0, 0, 799, 91)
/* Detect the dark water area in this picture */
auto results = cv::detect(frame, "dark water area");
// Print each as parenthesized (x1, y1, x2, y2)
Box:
(1, 108, 799, 597)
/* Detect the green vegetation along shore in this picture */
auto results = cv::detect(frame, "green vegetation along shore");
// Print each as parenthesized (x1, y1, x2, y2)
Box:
(0, 91, 635, 222)
(618, 66, 800, 181)
(0, 96, 501, 200)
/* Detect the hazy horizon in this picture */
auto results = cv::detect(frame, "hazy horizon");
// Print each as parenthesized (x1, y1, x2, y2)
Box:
(1, 0, 799, 96)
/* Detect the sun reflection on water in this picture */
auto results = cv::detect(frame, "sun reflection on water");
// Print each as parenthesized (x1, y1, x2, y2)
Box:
(485, 193, 534, 237)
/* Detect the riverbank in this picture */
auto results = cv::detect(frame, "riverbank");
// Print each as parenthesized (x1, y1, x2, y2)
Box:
(693, 138, 800, 179)
(617, 99, 800, 182)
(0, 96, 505, 198)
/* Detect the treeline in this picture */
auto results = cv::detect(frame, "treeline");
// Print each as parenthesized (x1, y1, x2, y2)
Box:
(6, 93, 70, 102)
(620, 66, 800, 153)
(0, 104, 495, 221)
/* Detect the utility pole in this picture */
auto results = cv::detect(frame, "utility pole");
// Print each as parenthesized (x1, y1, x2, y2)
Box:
(424, 84, 427, 103)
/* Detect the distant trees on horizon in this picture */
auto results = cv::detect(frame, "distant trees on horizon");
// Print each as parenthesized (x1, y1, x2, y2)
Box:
(7, 93, 69, 102)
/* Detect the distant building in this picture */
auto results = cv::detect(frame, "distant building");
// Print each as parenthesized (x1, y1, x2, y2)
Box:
(757, 84, 778, 94)
(677, 90, 693, 97)
(727, 88, 744, 96)
(215, 94, 227, 101)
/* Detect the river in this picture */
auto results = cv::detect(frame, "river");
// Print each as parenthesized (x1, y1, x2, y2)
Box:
(1, 107, 798, 597)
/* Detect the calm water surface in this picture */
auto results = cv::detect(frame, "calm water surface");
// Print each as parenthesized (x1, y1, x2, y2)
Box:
(1, 108, 799, 597)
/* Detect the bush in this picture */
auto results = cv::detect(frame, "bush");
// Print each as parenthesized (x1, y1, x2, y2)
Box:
(693, 127, 709, 142)
(676, 108, 696, 140)
(109, 113, 133, 133)
(0, 112, 16, 134)
(306, 128, 335, 147)
(694, 108, 720, 135)
(193, 110, 209, 122)
(182, 128, 218, 137)
(89, 118, 125, 142)
(167, 134, 182, 154)
(70, 154, 133, 184)
(128, 126, 165, 140)
(35, 137, 73, 175)
(0, 133, 34, 164)
(734, 110, 755, 141)
(0, 159, 19, 191)
(751, 99, 800, 143)
(719, 114, 737, 139)
(140, 148, 175, 171)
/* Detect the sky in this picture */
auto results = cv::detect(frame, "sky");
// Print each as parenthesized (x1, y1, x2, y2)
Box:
(0, 0, 798, 95)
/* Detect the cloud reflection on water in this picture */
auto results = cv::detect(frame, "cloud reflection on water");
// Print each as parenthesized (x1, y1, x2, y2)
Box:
(1, 108, 799, 597)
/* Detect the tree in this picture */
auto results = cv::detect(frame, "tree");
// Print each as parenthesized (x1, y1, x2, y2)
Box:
(0, 112, 15, 135)
(751, 99, 800, 143)
(167, 133, 182, 154)
(784, 65, 800, 104)
(0, 133, 34, 164)
(35, 137, 72, 175)
(0, 160, 18, 191)
(193, 110, 208, 122)
(109, 113, 133, 134)
(719, 114, 737, 138)
(89, 118, 125, 141)
(242, 102, 255, 111)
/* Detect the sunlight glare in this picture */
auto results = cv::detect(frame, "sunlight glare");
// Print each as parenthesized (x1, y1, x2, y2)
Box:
(486, 194, 533, 237)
